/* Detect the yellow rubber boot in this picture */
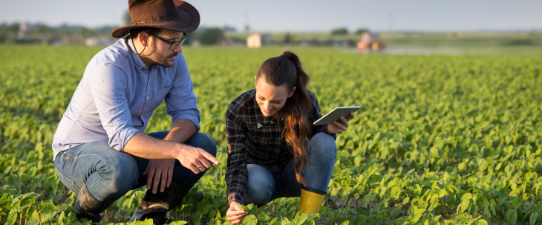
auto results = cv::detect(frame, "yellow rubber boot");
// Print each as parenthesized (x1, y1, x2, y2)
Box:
(299, 189, 325, 215)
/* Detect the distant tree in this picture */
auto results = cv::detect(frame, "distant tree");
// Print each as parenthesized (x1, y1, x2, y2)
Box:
(123, 10, 132, 26)
(331, 27, 348, 35)
(9, 23, 20, 33)
(199, 28, 223, 45)
(183, 31, 199, 45)
(355, 28, 369, 35)
(79, 27, 97, 38)
(34, 24, 54, 35)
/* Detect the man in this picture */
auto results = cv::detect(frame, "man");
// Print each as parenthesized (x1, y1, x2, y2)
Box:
(51, 0, 218, 223)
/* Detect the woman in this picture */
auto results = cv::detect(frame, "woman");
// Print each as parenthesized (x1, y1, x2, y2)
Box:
(225, 51, 354, 223)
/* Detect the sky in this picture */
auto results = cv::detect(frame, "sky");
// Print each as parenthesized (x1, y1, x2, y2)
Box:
(0, 0, 540, 32)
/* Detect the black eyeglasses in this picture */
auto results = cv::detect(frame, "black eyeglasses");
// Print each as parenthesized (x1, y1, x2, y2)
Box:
(150, 32, 188, 50)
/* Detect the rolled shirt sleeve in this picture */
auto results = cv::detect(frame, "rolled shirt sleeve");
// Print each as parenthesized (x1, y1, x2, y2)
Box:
(225, 102, 249, 205)
(88, 63, 140, 151)
(165, 54, 200, 131)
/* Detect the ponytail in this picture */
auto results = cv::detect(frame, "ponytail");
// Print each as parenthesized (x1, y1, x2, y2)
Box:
(256, 51, 312, 186)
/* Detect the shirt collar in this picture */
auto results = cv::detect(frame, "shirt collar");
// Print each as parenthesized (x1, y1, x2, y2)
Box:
(123, 37, 149, 71)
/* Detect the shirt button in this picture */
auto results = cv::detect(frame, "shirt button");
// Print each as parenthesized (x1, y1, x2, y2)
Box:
(146, 96, 149, 99)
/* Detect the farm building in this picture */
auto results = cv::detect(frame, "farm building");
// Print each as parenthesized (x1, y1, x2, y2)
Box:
(247, 33, 270, 48)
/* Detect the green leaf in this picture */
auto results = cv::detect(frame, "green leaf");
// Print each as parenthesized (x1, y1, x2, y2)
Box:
(403, 197, 410, 205)
(269, 218, 281, 225)
(530, 212, 538, 225)
(27, 211, 41, 225)
(390, 209, 401, 217)
(535, 203, 542, 213)
(292, 213, 307, 225)
(458, 200, 469, 214)
(245, 204, 255, 211)
(281, 217, 292, 225)
(390, 186, 401, 199)
(238, 205, 247, 211)
(512, 197, 522, 209)
(58, 211, 65, 223)
(478, 159, 488, 172)
(461, 193, 472, 202)
(308, 212, 320, 221)
(445, 185, 458, 194)
(168, 221, 188, 225)
(257, 212, 270, 222)
(506, 209, 517, 225)
(354, 156, 362, 167)
(411, 214, 423, 223)
(428, 196, 439, 211)
(7, 212, 17, 225)
(408, 205, 418, 216)
(242, 215, 258, 225)
(38, 200, 55, 213)
(498, 197, 507, 206)
(352, 215, 364, 224)
(481, 199, 489, 208)
(192, 210, 202, 225)
(510, 210, 517, 225)
(430, 147, 439, 158)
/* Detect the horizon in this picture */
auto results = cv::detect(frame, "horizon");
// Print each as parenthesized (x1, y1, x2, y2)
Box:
(2, 22, 541, 34)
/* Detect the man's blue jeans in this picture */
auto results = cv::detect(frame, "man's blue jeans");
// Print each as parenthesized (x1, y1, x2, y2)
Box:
(244, 133, 337, 206)
(54, 132, 217, 202)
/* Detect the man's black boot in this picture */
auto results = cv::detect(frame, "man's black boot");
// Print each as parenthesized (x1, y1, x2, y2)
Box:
(75, 185, 117, 223)
(129, 182, 191, 225)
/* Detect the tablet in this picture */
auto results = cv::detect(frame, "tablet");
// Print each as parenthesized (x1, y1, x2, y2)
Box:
(313, 106, 360, 126)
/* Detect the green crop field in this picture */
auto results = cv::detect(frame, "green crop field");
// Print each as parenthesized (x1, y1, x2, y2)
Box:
(1, 45, 542, 224)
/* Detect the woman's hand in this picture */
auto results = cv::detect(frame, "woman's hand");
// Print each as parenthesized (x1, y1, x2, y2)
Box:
(327, 112, 354, 134)
(227, 201, 248, 224)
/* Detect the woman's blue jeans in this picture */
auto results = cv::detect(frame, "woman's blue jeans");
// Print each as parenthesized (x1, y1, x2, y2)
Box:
(244, 132, 337, 206)
(54, 132, 216, 202)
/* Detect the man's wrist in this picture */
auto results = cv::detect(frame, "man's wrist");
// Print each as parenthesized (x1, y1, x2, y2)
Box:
(169, 142, 185, 160)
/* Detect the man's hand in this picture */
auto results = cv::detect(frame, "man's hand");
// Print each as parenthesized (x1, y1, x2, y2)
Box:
(227, 201, 248, 224)
(177, 144, 219, 174)
(327, 112, 355, 134)
(143, 159, 175, 194)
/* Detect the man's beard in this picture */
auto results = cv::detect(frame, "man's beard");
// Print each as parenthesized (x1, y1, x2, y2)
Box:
(141, 42, 178, 68)
(152, 53, 178, 68)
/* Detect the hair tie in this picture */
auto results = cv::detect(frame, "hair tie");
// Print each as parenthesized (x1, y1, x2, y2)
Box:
(281, 51, 290, 59)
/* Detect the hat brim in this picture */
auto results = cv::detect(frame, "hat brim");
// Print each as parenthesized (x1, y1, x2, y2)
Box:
(111, 0, 200, 38)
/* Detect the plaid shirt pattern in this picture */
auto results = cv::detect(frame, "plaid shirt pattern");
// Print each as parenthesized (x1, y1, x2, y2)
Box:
(225, 89, 334, 205)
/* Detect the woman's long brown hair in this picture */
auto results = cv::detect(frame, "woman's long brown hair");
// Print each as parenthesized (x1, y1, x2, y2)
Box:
(256, 51, 312, 186)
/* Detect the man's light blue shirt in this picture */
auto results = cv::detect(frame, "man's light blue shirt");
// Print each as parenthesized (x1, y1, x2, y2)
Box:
(52, 38, 200, 160)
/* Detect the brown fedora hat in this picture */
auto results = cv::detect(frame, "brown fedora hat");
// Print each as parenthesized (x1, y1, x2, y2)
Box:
(111, 0, 200, 38)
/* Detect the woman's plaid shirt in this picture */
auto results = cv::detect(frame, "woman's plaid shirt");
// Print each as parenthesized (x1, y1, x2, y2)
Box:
(225, 89, 334, 205)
